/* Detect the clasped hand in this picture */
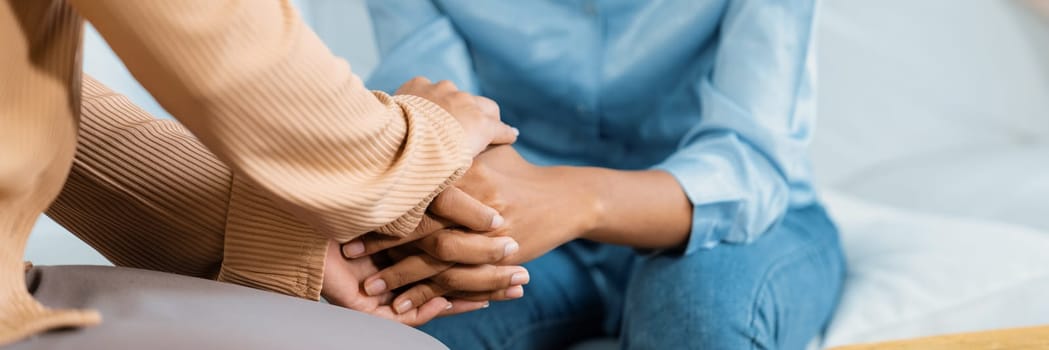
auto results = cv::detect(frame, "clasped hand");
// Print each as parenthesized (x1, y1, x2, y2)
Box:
(320, 78, 601, 326)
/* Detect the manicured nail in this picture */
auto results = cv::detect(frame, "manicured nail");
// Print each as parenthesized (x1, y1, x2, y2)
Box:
(481, 302, 490, 309)
(445, 302, 454, 310)
(490, 214, 505, 230)
(510, 271, 529, 285)
(512, 127, 520, 136)
(342, 240, 365, 258)
(364, 278, 387, 296)
(501, 238, 519, 258)
(395, 299, 413, 314)
(505, 285, 524, 299)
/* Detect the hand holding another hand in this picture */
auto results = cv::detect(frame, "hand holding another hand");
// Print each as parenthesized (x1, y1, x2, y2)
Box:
(340, 187, 532, 315)
(395, 77, 518, 157)
(342, 146, 603, 316)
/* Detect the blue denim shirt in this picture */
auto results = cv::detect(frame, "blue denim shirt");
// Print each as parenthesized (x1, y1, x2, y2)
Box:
(366, 0, 820, 253)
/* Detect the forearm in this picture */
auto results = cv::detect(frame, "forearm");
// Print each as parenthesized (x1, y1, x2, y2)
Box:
(70, 0, 470, 241)
(49, 76, 327, 299)
(564, 167, 693, 249)
(48, 76, 229, 278)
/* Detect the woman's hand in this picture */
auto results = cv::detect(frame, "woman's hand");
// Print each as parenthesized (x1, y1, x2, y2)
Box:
(450, 146, 602, 264)
(342, 220, 531, 314)
(320, 240, 489, 326)
(395, 77, 518, 157)
(342, 146, 605, 312)
(348, 146, 601, 264)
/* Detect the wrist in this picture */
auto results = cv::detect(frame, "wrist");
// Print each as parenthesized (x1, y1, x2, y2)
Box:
(543, 166, 606, 241)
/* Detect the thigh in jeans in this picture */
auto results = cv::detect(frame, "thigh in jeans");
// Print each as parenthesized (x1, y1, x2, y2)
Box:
(621, 204, 846, 350)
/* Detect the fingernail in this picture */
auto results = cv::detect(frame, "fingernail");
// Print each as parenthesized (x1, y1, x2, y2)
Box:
(395, 299, 413, 314)
(512, 127, 520, 136)
(510, 271, 529, 285)
(364, 278, 387, 296)
(502, 238, 519, 258)
(342, 241, 365, 258)
(490, 214, 505, 230)
(505, 285, 524, 299)
(482, 302, 490, 309)
(445, 302, 454, 310)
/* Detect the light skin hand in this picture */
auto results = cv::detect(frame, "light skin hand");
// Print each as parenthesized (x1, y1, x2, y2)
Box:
(320, 78, 526, 322)
(346, 224, 530, 314)
(394, 77, 519, 157)
(375, 244, 530, 314)
(338, 189, 528, 315)
(332, 74, 527, 315)
(320, 240, 489, 325)
(340, 146, 591, 312)
(346, 145, 694, 311)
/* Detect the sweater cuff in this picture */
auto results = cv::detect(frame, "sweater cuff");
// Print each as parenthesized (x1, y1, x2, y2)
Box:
(373, 94, 471, 237)
(217, 174, 328, 300)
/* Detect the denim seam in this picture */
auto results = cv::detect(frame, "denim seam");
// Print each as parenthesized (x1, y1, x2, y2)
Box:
(746, 239, 839, 350)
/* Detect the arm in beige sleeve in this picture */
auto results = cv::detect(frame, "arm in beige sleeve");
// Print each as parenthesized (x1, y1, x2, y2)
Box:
(66, 0, 471, 295)
(67, 0, 470, 240)
(47, 76, 327, 299)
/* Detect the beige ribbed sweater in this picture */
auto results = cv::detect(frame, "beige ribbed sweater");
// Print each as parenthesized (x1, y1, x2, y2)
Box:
(1, 0, 470, 345)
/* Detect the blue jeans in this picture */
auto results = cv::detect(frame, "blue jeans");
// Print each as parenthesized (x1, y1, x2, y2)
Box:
(419, 204, 846, 350)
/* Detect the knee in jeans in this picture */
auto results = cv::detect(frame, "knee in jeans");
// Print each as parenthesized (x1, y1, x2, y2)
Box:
(623, 253, 783, 349)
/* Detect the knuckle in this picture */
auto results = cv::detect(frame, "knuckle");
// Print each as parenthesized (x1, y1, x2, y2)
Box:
(435, 272, 462, 289)
(410, 285, 436, 305)
(387, 268, 414, 286)
(486, 194, 508, 211)
(490, 290, 505, 300)
(450, 91, 472, 103)
(415, 216, 440, 235)
(483, 243, 503, 262)
(431, 191, 454, 210)
(435, 80, 457, 90)
(467, 162, 491, 178)
(482, 97, 500, 114)
(433, 234, 459, 260)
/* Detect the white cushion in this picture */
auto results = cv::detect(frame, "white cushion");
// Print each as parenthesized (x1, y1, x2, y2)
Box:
(821, 191, 1049, 347)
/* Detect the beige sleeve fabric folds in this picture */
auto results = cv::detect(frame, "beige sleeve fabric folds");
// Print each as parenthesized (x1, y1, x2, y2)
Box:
(69, 0, 472, 241)
(63, 0, 473, 296)
(2, 0, 471, 345)
(49, 76, 330, 300)
(0, 1, 100, 346)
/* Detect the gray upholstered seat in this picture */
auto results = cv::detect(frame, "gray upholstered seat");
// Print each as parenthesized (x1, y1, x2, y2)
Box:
(11, 265, 445, 350)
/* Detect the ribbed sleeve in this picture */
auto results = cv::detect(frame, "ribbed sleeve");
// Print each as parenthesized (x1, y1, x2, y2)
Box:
(5, 1, 471, 344)
(217, 175, 328, 300)
(48, 77, 335, 300)
(69, 0, 472, 242)
(47, 77, 229, 278)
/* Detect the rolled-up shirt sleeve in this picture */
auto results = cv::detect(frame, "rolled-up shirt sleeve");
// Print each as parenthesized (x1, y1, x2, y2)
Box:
(652, 0, 819, 253)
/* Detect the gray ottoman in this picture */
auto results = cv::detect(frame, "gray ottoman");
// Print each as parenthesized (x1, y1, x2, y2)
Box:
(10, 265, 445, 349)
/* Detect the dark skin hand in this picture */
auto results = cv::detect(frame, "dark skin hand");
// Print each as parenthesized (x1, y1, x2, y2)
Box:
(345, 145, 693, 312)
(320, 77, 532, 319)
(321, 239, 498, 325)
